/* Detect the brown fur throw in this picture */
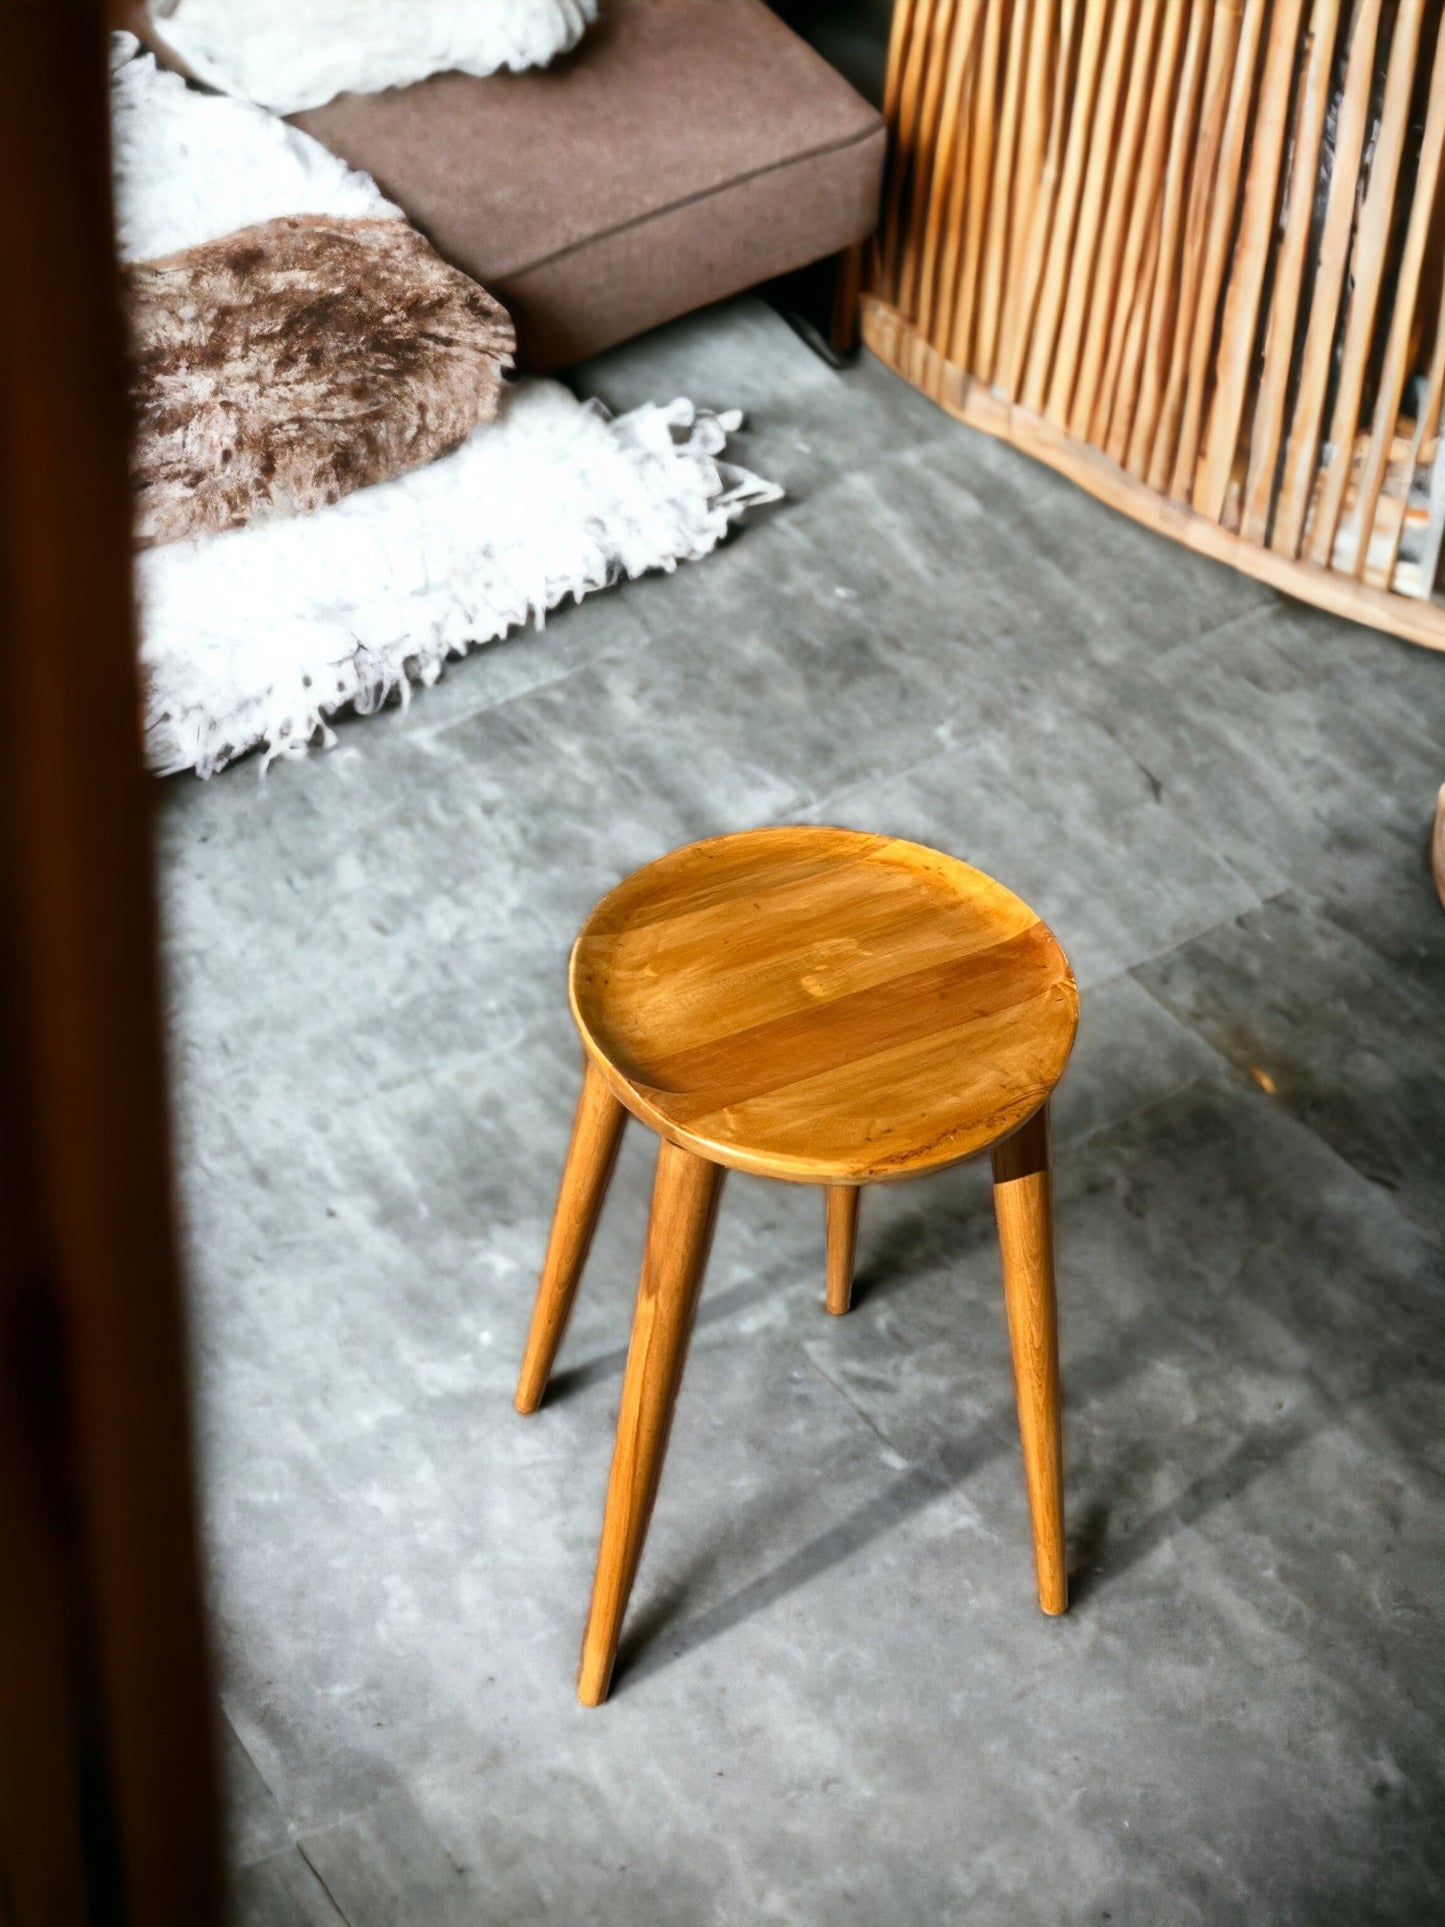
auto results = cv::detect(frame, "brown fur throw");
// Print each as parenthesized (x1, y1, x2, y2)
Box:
(125, 213, 514, 546)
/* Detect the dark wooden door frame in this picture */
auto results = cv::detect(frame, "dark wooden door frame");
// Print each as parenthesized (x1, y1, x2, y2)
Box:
(0, 4, 223, 1920)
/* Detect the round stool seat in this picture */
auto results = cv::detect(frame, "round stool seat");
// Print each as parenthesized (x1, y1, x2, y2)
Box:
(570, 826, 1078, 1184)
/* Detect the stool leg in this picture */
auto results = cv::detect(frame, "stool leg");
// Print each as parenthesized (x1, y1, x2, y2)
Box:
(825, 1184, 860, 1314)
(990, 1104, 1067, 1615)
(578, 1139, 724, 1706)
(514, 1060, 626, 1416)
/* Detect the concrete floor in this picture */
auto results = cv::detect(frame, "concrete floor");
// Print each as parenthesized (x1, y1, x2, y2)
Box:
(156, 299, 1445, 1926)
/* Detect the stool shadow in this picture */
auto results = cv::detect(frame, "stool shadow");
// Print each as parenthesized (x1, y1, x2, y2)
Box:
(1063, 1408, 1322, 1608)
(543, 1272, 792, 1403)
(846, 1181, 996, 1314)
(543, 1213, 957, 1405)
(548, 1181, 995, 1403)
(611, 1324, 1141, 1695)
(610, 1313, 1376, 1696)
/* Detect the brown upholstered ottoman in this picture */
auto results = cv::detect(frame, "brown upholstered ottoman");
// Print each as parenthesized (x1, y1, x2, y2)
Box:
(293, 0, 885, 370)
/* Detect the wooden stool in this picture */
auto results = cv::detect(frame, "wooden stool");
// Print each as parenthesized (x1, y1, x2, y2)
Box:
(514, 827, 1079, 1704)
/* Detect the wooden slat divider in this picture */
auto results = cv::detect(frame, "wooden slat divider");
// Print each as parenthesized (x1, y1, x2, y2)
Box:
(1107, 191, 1167, 467)
(1195, 0, 1307, 521)
(996, 0, 1054, 395)
(1090, 0, 1193, 444)
(880, 0, 931, 301)
(1000, 0, 1078, 397)
(948, 0, 1003, 368)
(1019, 2, 1110, 411)
(1347, 7, 1445, 578)
(916, 0, 986, 342)
(1148, 0, 1237, 489)
(899, 0, 962, 320)
(1170, 0, 1267, 503)
(1240, 0, 1342, 544)
(1130, 0, 1216, 475)
(976, 0, 1032, 379)
(929, 2, 984, 355)
(1069, 0, 1164, 437)
(1305, 0, 1428, 567)
(1045, 0, 1139, 426)
(866, 0, 1445, 653)
(1271, 0, 1384, 556)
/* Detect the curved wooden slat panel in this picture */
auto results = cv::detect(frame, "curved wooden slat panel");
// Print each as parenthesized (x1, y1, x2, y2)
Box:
(866, 0, 1445, 651)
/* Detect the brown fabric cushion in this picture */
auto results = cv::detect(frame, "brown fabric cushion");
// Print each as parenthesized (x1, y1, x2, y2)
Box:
(125, 213, 514, 546)
(295, 0, 884, 370)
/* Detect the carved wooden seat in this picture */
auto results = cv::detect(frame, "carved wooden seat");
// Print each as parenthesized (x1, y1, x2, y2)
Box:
(514, 825, 1078, 1704)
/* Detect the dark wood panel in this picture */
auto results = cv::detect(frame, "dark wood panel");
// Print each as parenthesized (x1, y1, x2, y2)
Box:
(0, 2, 223, 1920)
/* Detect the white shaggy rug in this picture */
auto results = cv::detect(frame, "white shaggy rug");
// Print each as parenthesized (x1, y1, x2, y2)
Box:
(113, 39, 781, 775)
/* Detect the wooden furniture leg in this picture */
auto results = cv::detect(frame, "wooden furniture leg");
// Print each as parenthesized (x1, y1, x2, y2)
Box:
(577, 1139, 724, 1705)
(515, 1060, 627, 1415)
(825, 1184, 860, 1314)
(990, 1104, 1067, 1615)
(829, 239, 865, 357)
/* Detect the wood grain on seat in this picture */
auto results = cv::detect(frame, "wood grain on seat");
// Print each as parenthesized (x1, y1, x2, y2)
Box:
(569, 825, 1078, 1183)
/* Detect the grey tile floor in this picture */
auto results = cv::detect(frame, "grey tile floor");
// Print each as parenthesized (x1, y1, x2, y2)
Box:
(155, 299, 1445, 1926)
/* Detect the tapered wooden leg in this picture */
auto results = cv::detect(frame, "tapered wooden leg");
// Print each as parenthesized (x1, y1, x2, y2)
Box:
(825, 1184, 860, 1315)
(514, 1060, 626, 1416)
(990, 1104, 1067, 1615)
(577, 1140, 724, 1706)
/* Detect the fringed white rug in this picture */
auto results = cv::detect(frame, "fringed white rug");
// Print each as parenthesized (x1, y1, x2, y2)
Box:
(114, 38, 781, 775)
(137, 388, 777, 776)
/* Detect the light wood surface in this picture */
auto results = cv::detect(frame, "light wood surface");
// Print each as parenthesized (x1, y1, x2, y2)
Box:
(570, 826, 1077, 1185)
(1104, 0, 1191, 462)
(514, 1060, 626, 1415)
(1308, 0, 1423, 569)
(1240, 0, 1338, 543)
(1044, 0, 1134, 428)
(1126, 0, 1204, 477)
(1194, 0, 1302, 522)
(1346, 15, 1445, 579)
(522, 829, 1077, 1702)
(1069, 0, 1159, 438)
(1272, 0, 1381, 556)
(577, 1140, 723, 1706)
(866, 0, 1445, 650)
(826, 1184, 861, 1315)
(992, 1106, 1066, 1614)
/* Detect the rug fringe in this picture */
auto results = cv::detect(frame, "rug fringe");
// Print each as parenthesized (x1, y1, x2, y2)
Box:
(139, 389, 782, 777)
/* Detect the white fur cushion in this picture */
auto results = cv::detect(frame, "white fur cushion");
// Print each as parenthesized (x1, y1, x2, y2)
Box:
(142, 0, 598, 115)
(110, 38, 399, 263)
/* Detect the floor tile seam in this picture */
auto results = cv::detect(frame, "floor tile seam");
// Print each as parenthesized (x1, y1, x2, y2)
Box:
(293, 1838, 358, 1926)
(1128, 961, 1445, 1247)
(1127, 878, 1445, 1052)
(188, 1024, 567, 1142)
(222, 1712, 296, 1876)
(799, 1341, 952, 1481)
(1056, 1063, 1240, 1160)
(798, 739, 965, 825)
(795, 723, 1291, 900)
(414, 627, 649, 746)
(1303, 887, 1445, 1021)
(226, 1739, 408, 1866)
(1155, 588, 1287, 653)
(1122, 923, 1295, 1099)
(1003, 492, 1280, 646)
